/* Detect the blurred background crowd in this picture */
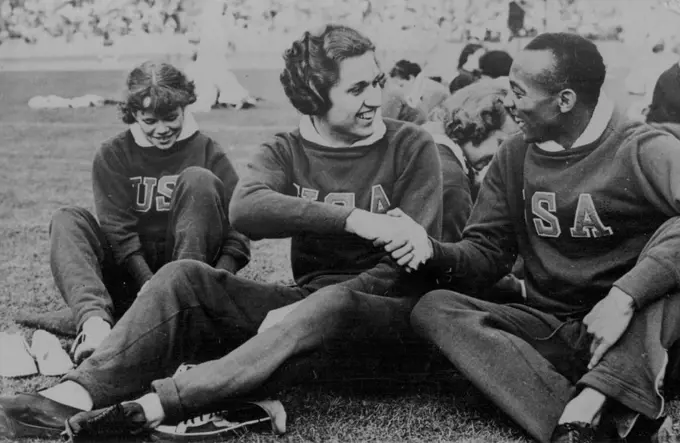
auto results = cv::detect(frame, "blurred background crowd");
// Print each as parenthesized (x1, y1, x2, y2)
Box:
(1, 0, 679, 52)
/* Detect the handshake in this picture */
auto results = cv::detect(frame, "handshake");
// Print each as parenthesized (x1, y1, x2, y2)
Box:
(345, 208, 433, 272)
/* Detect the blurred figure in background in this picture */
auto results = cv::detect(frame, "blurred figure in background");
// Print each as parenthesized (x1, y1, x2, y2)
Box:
(381, 81, 427, 125)
(424, 78, 517, 242)
(422, 78, 524, 303)
(478, 50, 513, 79)
(184, 0, 257, 112)
(389, 59, 450, 117)
(645, 58, 680, 131)
(449, 42, 486, 94)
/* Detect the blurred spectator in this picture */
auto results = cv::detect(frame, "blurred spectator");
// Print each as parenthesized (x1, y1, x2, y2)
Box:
(449, 42, 485, 94)
(646, 61, 680, 125)
(184, 0, 256, 112)
(381, 86, 427, 125)
(1, 0, 678, 53)
(478, 50, 513, 79)
(389, 59, 449, 116)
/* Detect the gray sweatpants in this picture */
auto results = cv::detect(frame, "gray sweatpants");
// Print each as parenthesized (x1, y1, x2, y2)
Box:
(411, 287, 680, 443)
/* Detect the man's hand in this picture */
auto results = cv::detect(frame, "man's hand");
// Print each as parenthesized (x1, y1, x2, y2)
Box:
(583, 287, 636, 370)
(258, 300, 304, 334)
(379, 208, 433, 272)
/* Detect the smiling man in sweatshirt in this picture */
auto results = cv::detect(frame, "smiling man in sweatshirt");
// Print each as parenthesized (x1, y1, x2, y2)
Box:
(387, 33, 680, 443)
(0, 24, 442, 441)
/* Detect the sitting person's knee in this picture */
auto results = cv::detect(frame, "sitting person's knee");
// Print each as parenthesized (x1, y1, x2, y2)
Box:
(50, 206, 93, 229)
(411, 290, 460, 327)
(177, 167, 219, 190)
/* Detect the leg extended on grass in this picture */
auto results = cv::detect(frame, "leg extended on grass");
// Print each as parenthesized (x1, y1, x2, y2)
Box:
(152, 284, 417, 422)
(43, 260, 307, 410)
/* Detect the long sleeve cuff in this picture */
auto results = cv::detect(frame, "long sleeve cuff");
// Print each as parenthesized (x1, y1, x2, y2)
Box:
(614, 256, 678, 309)
(125, 254, 153, 288)
(151, 378, 184, 423)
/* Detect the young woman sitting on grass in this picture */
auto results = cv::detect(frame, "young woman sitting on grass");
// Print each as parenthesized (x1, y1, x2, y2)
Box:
(47, 60, 250, 363)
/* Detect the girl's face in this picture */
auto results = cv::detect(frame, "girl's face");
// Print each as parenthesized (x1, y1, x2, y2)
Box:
(135, 106, 185, 150)
(461, 115, 518, 172)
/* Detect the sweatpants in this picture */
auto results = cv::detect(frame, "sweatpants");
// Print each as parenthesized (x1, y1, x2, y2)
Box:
(49, 167, 228, 332)
(411, 287, 680, 443)
(63, 260, 421, 422)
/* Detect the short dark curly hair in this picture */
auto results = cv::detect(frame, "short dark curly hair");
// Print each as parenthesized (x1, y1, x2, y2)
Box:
(280, 24, 376, 116)
(119, 61, 197, 124)
(524, 32, 606, 105)
(389, 59, 421, 80)
(429, 78, 510, 147)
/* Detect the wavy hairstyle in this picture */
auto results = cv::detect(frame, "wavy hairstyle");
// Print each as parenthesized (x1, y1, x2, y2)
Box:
(119, 61, 197, 124)
(429, 78, 511, 147)
(280, 24, 375, 116)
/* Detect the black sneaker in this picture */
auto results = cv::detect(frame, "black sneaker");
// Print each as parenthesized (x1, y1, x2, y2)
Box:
(62, 402, 148, 442)
(0, 392, 83, 439)
(551, 422, 595, 443)
(151, 399, 287, 442)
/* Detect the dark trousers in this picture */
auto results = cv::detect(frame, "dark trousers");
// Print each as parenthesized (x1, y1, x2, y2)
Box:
(411, 289, 680, 443)
(49, 167, 228, 331)
(64, 260, 421, 422)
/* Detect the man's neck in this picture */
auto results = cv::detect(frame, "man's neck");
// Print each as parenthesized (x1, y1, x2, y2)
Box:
(554, 106, 595, 150)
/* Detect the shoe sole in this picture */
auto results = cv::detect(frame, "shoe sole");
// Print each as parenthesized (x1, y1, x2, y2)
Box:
(150, 418, 271, 442)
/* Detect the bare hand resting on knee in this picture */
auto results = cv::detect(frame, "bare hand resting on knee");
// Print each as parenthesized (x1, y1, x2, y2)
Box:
(583, 287, 635, 370)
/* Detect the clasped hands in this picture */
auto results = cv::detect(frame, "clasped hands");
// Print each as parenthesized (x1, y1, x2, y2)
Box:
(345, 208, 431, 272)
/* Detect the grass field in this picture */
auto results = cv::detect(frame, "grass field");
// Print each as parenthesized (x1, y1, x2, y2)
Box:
(0, 60, 664, 443)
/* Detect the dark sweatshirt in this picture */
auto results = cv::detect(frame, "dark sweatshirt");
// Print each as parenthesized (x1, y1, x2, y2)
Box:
(92, 130, 250, 282)
(230, 118, 443, 296)
(427, 107, 680, 317)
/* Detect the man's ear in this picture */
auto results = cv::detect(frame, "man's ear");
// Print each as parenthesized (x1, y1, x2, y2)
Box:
(557, 88, 577, 113)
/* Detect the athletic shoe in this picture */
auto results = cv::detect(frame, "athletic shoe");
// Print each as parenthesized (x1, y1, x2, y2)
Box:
(31, 330, 74, 376)
(551, 421, 595, 443)
(63, 402, 148, 442)
(0, 392, 83, 439)
(152, 399, 287, 442)
(0, 332, 38, 378)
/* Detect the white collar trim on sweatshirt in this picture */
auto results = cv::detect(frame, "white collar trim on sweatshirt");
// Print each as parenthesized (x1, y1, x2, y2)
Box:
(430, 133, 469, 175)
(130, 111, 199, 148)
(536, 93, 613, 152)
(299, 114, 387, 148)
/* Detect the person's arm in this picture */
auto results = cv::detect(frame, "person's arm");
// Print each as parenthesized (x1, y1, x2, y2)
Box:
(439, 147, 473, 243)
(92, 143, 152, 287)
(612, 133, 680, 308)
(336, 128, 443, 294)
(209, 144, 251, 274)
(229, 138, 355, 240)
(426, 147, 518, 289)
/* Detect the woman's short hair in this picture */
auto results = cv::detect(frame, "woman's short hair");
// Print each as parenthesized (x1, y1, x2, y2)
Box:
(429, 78, 510, 147)
(280, 24, 375, 116)
(119, 61, 196, 124)
(389, 59, 422, 81)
